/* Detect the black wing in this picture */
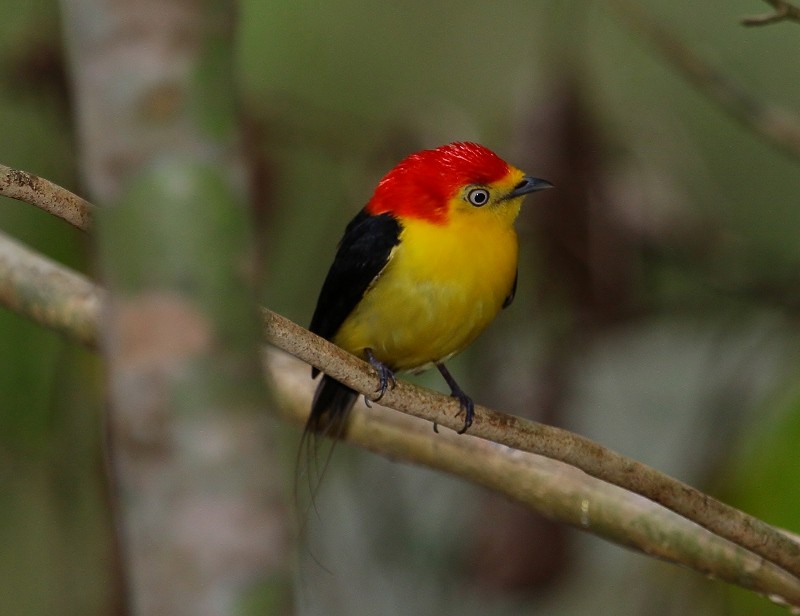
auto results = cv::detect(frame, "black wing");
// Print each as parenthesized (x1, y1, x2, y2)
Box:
(502, 269, 518, 309)
(309, 209, 401, 375)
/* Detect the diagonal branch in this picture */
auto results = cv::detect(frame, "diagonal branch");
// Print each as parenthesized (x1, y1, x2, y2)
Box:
(0, 164, 93, 231)
(2, 166, 800, 599)
(742, 0, 800, 26)
(2, 229, 800, 605)
(0, 230, 101, 347)
(268, 349, 800, 607)
(261, 309, 800, 584)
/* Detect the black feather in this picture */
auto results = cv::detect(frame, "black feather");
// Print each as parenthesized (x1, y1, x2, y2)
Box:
(295, 375, 358, 538)
(309, 209, 402, 378)
(502, 269, 518, 309)
(296, 209, 400, 521)
(306, 375, 358, 436)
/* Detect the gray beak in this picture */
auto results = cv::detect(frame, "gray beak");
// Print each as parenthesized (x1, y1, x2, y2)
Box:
(505, 176, 554, 200)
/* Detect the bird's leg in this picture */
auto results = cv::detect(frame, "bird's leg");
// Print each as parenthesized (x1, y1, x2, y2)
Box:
(364, 348, 397, 406)
(435, 363, 475, 434)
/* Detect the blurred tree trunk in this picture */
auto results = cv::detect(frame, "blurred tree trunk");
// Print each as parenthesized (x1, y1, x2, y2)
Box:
(59, 1, 289, 614)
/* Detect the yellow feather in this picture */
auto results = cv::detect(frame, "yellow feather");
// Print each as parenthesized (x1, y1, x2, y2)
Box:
(332, 168, 526, 372)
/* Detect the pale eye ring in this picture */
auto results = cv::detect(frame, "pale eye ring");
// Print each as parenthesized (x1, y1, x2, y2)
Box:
(466, 188, 490, 207)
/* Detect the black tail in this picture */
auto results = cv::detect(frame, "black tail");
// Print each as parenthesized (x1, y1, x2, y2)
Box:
(295, 375, 357, 531)
(305, 374, 358, 436)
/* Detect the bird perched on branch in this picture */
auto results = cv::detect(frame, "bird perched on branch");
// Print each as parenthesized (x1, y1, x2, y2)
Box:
(307, 141, 551, 438)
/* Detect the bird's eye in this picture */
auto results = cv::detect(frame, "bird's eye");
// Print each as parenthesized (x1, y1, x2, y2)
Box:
(466, 188, 490, 207)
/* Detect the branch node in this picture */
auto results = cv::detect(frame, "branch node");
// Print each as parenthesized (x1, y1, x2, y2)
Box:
(742, 0, 800, 26)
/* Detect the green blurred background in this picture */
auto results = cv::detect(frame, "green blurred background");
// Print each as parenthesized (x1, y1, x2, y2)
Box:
(2, 0, 800, 614)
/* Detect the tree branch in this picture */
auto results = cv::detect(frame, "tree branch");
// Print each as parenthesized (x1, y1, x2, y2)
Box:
(267, 349, 800, 606)
(2, 166, 800, 603)
(0, 164, 93, 231)
(1, 226, 800, 605)
(0, 230, 100, 347)
(261, 309, 800, 585)
(742, 0, 800, 26)
(610, 1, 800, 160)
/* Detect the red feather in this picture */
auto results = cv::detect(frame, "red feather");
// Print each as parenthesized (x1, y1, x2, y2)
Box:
(365, 142, 510, 224)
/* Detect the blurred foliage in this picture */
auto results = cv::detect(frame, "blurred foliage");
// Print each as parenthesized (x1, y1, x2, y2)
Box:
(717, 385, 800, 614)
(1, 0, 799, 614)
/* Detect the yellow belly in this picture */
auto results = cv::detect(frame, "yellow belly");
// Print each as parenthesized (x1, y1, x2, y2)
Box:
(332, 213, 519, 372)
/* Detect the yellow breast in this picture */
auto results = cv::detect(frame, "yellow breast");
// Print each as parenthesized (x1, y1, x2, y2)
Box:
(332, 208, 519, 372)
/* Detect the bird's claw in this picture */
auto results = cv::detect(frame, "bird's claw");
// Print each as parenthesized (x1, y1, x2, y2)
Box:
(372, 365, 397, 401)
(365, 348, 396, 404)
(432, 393, 473, 434)
(434, 363, 475, 434)
(453, 391, 474, 434)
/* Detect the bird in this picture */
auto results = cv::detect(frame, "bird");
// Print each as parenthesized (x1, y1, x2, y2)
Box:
(306, 141, 552, 439)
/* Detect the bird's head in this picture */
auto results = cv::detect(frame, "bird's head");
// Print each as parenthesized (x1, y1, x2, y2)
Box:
(365, 142, 552, 225)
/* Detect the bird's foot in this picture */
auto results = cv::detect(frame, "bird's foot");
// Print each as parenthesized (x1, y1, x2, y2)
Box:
(435, 363, 475, 434)
(364, 348, 397, 406)
(452, 390, 475, 435)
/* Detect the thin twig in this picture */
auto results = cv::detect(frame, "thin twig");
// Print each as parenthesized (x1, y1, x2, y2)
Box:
(610, 0, 800, 160)
(0, 164, 93, 231)
(2, 167, 800, 593)
(743, 0, 800, 26)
